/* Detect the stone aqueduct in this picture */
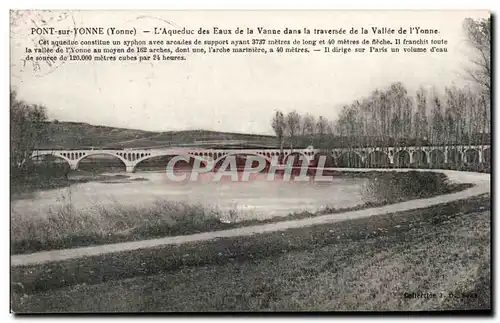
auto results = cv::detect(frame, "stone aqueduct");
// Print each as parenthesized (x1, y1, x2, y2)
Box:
(31, 145, 491, 173)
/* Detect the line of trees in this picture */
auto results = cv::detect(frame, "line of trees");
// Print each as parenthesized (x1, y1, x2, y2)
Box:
(270, 17, 491, 154)
(271, 110, 333, 152)
(333, 82, 490, 148)
(271, 82, 490, 151)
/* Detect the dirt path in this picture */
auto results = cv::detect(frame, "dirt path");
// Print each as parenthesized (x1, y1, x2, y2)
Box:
(11, 169, 490, 267)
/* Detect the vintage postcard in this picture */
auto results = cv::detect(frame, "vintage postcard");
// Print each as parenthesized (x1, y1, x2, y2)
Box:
(10, 10, 491, 313)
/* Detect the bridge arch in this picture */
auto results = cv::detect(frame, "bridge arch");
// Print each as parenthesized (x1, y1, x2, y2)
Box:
(464, 148, 480, 164)
(412, 150, 428, 167)
(395, 150, 410, 168)
(338, 151, 364, 168)
(75, 152, 128, 171)
(429, 149, 446, 167)
(367, 150, 390, 168)
(312, 152, 336, 168)
(32, 152, 72, 165)
(483, 148, 491, 166)
(131, 153, 210, 172)
(447, 148, 462, 167)
(31, 153, 73, 171)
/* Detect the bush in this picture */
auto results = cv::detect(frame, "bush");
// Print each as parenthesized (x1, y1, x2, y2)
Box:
(362, 171, 461, 203)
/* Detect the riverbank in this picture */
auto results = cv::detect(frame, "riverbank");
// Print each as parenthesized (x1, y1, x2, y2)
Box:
(11, 169, 131, 197)
(11, 171, 472, 254)
(11, 194, 491, 312)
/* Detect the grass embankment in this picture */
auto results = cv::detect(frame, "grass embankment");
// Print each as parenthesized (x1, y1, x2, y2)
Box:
(11, 171, 472, 254)
(11, 195, 491, 312)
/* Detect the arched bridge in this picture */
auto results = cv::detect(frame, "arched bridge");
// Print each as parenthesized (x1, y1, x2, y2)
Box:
(31, 144, 491, 173)
(330, 145, 491, 168)
(31, 147, 317, 173)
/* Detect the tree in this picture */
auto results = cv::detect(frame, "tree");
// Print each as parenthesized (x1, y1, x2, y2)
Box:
(462, 86, 479, 145)
(370, 89, 390, 148)
(402, 96, 413, 142)
(462, 16, 491, 155)
(388, 83, 408, 149)
(271, 110, 286, 154)
(348, 103, 361, 148)
(463, 17, 491, 96)
(414, 87, 429, 146)
(327, 119, 336, 136)
(10, 90, 48, 171)
(316, 115, 329, 147)
(430, 89, 445, 146)
(301, 113, 316, 136)
(285, 110, 301, 151)
(444, 85, 466, 146)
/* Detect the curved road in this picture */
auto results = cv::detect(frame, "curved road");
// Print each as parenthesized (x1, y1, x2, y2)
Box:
(11, 168, 490, 267)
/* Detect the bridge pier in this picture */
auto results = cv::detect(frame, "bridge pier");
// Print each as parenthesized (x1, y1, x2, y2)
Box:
(69, 163, 78, 171)
(125, 165, 135, 173)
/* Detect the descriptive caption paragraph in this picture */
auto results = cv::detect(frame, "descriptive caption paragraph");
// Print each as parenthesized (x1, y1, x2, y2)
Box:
(24, 25, 450, 65)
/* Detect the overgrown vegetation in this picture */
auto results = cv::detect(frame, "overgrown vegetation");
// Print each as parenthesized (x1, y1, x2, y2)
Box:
(361, 171, 468, 203)
(11, 163, 69, 193)
(11, 199, 224, 254)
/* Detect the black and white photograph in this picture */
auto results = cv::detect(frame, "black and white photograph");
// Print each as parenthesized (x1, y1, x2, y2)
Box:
(9, 9, 491, 313)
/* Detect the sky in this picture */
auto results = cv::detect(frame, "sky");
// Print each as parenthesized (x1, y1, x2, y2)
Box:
(10, 10, 490, 135)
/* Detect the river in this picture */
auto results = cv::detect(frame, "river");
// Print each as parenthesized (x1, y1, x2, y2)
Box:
(11, 170, 373, 221)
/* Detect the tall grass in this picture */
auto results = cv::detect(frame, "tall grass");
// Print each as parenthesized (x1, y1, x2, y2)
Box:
(11, 193, 240, 254)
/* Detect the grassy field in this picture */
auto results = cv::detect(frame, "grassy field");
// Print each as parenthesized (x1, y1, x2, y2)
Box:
(11, 195, 491, 312)
(11, 171, 472, 254)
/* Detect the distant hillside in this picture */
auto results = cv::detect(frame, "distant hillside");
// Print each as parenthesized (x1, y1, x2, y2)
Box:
(34, 121, 490, 150)
(38, 121, 278, 149)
